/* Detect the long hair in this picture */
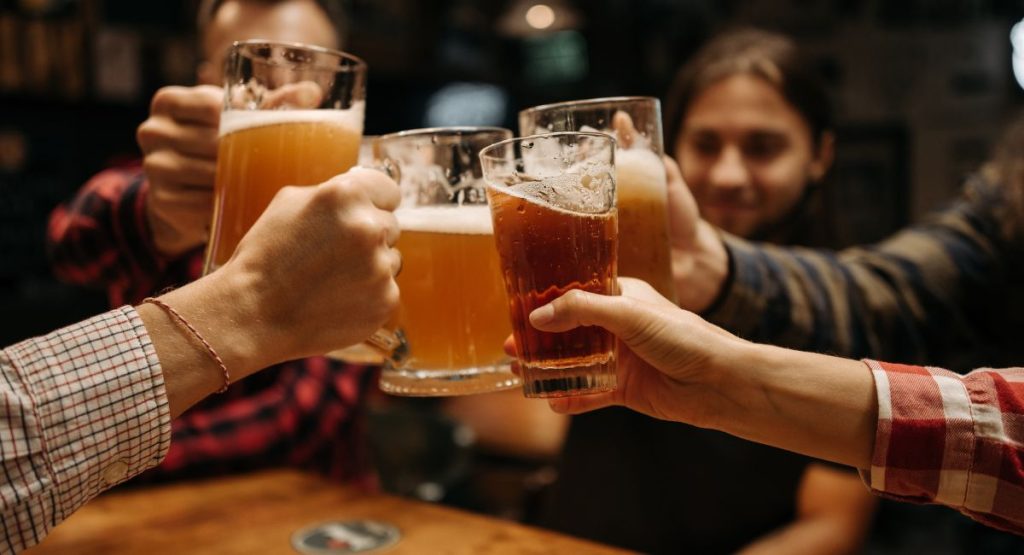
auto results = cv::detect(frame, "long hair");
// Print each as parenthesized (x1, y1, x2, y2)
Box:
(663, 28, 839, 247)
(663, 28, 832, 155)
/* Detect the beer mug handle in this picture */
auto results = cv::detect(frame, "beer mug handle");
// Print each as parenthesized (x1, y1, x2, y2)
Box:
(366, 327, 403, 355)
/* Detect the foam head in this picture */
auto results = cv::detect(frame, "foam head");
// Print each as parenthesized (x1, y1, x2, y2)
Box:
(219, 101, 365, 137)
(396, 205, 494, 234)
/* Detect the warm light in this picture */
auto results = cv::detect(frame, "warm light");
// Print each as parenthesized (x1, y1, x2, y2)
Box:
(525, 4, 556, 30)
(1012, 19, 1024, 90)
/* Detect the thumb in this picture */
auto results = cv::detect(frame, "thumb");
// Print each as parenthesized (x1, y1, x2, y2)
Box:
(529, 289, 641, 338)
(611, 110, 637, 149)
(262, 81, 324, 109)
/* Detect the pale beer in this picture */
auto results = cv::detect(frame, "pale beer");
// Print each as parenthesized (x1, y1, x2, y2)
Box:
(615, 147, 675, 298)
(206, 107, 363, 272)
(394, 205, 511, 370)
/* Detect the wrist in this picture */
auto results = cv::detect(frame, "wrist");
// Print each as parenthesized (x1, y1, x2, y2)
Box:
(674, 220, 729, 312)
(160, 268, 282, 382)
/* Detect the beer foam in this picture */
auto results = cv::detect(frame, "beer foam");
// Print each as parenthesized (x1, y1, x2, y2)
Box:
(219, 101, 365, 137)
(615, 147, 667, 198)
(497, 173, 615, 216)
(396, 205, 494, 234)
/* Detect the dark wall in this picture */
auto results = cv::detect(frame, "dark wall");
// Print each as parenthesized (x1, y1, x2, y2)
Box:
(2, 0, 1023, 345)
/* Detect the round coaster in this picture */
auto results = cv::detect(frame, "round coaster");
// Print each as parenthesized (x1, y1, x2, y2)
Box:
(290, 520, 401, 554)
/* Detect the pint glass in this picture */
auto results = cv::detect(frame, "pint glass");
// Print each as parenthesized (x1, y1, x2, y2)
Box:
(519, 97, 675, 301)
(376, 127, 520, 396)
(479, 132, 619, 398)
(204, 40, 367, 274)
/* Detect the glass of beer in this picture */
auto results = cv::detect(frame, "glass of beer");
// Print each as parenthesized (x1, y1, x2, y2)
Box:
(519, 97, 675, 302)
(203, 40, 367, 274)
(479, 132, 619, 398)
(375, 127, 521, 396)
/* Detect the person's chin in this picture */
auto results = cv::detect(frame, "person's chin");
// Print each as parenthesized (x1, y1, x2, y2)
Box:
(706, 208, 757, 237)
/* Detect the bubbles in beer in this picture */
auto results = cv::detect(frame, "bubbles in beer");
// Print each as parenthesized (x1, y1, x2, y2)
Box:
(501, 173, 615, 215)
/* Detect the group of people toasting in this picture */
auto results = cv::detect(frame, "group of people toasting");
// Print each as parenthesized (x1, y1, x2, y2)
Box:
(3, 0, 1024, 553)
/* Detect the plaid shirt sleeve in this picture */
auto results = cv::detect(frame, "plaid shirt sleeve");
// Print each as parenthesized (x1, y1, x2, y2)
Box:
(863, 359, 1024, 535)
(0, 306, 171, 553)
(46, 165, 173, 307)
(704, 175, 1009, 365)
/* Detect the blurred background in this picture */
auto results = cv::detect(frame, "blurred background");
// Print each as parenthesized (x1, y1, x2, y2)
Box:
(3, 1, 1024, 552)
(4, 0, 1024, 343)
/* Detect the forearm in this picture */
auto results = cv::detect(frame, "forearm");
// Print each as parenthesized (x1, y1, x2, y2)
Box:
(703, 179, 1007, 364)
(711, 344, 877, 468)
(138, 269, 275, 418)
(738, 516, 863, 555)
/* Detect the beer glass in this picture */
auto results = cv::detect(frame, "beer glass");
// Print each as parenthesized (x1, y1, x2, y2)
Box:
(204, 40, 367, 274)
(479, 132, 619, 398)
(519, 97, 675, 301)
(376, 127, 520, 396)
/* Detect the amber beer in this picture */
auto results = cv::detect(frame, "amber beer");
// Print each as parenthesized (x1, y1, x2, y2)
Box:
(614, 147, 675, 299)
(487, 181, 618, 398)
(519, 97, 676, 301)
(394, 205, 511, 370)
(205, 108, 363, 272)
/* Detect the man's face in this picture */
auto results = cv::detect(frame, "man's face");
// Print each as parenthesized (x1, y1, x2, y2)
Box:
(198, 0, 339, 86)
(675, 74, 831, 238)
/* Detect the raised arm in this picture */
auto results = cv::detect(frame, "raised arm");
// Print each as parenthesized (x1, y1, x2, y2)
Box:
(667, 154, 1012, 365)
(47, 86, 222, 299)
(4, 168, 400, 551)
(526, 277, 1024, 536)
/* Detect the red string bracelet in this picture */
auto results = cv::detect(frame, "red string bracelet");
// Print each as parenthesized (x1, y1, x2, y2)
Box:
(141, 297, 231, 393)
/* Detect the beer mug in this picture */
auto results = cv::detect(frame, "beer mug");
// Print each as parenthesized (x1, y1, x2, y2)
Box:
(374, 127, 521, 396)
(479, 132, 619, 398)
(204, 40, 367, 274)
(519, 97, 675, 302)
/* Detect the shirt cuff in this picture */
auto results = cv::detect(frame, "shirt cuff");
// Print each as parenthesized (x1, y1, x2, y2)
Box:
(859, 359, 976, 509)
(8, 306, 171, 521)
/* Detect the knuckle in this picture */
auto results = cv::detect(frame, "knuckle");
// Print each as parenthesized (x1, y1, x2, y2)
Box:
(150, 86, 180, 113)
(561, 289, 590, 309)
(142, 152, 167, 175)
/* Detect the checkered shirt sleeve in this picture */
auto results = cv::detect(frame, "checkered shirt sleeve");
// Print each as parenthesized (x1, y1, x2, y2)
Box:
(864, 360, 1024, 535)
(0, 306, 171, 553)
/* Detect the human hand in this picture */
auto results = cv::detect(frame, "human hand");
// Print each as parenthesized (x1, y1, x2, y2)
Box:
(519, 277, 745, 428)
(137, 85, 222, 257)
(663, 155, 730, 311)
(203, 167, 401, 374)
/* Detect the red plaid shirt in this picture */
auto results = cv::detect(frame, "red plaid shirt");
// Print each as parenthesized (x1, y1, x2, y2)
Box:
(46, 164, 375, 486)
(865, 359, 1024, 535)
(1, 307, 170, 553)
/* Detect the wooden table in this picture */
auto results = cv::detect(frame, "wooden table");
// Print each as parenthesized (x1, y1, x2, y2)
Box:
(26, 469, 630, 554)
